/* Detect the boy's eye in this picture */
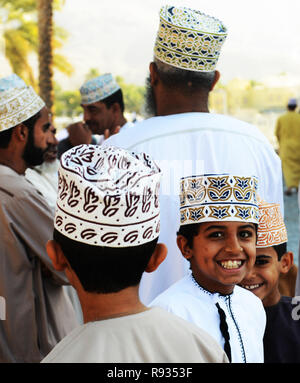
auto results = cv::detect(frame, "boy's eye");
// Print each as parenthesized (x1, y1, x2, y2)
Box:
(208, 231, 223, 238)
(255, 259, 269, 266)
(239, 230, 253, 239)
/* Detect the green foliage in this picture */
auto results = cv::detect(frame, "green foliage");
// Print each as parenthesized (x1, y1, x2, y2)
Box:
(54, 83, 82, 117)
(0, 0, 73, 87)
(116, 75, 145, 114)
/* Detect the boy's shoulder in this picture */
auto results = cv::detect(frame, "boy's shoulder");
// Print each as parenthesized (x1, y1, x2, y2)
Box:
(233, 285, 265, 312)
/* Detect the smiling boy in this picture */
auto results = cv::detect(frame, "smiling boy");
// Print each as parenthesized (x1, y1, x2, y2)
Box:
(150, 174, 266, 363)
(239, 201, 300, 363)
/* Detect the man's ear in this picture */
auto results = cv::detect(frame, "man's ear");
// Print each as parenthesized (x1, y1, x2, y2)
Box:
(14, 123, 28, 142)
(279, 251, 294, 274)
(210, 70, 221, 91)
(177, 235, 193, 260)
(46, 239, 69, 271)
(149, 62, 159, 86)
(145, 243, 167, 273)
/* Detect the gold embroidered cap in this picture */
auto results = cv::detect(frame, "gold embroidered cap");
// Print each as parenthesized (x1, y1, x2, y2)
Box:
(256, 201, 287, 248)
(154, 5, 228, 72)
(180, 174, 259, 226)
(0, 74, 45, 132)
(55, 145, 161, 247)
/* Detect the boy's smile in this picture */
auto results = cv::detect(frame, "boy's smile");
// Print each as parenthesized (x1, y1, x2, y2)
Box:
(239, 247, 282, 306)
(178, 221, 257, 295)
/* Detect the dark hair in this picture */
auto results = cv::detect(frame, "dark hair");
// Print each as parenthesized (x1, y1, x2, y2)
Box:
(177, 222, 258, 248)
(288, 105, 297, 111)
(102, 89, 124, 113)
(177, 223, 201, 248)
(0, 128, 14, 148)
(0, 110, 41, 149)
(53, 229, 157, 294)
(154, 59, 216, 94)
(273, 242, 287, 261)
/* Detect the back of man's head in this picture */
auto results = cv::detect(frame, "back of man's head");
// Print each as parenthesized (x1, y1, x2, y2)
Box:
(152, 5, 227, 93)
(53, 145, 162, 293)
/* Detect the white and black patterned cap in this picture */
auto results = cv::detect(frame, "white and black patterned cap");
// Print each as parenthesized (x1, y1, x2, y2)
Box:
(55, 145, 161, 247)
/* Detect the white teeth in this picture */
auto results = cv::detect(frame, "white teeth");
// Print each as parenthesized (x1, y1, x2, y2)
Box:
(220, 260, 242, 269)
(242, 284, 260, 290)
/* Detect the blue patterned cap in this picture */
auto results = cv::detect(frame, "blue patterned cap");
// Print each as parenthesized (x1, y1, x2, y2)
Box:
(80, 74, 121, 105)
(0, 73, 26, 91)
(179, 174, 259, 225)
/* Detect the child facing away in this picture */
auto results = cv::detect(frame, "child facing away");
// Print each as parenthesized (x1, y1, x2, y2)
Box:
(150, 174, 266, 363)
(41, 145, 228, 363)
(239, 200, 300, 363)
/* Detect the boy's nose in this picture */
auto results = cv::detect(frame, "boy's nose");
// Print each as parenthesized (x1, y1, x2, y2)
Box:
(224, 236, 243, 255)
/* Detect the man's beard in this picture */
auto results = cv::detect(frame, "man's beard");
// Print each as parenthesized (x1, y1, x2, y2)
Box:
(144, 75, 156, 117)
(22, 128, 47, 167)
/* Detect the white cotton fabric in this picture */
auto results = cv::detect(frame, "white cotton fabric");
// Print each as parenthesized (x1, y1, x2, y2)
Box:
(41, 307, 229, 363)
(150, 274, 266, 363)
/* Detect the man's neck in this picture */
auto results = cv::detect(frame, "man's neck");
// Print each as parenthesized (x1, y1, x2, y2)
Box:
(155, 90, 209, 116)
(0, 154, 27, 175)
(77, 285, 148, 324)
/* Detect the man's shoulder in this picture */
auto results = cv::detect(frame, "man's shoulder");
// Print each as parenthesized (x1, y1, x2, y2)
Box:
(105, 113, 268, 149)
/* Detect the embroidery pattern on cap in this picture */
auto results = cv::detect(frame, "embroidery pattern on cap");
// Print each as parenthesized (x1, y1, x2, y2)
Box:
(80, 73, 121, 104)
(55, 145, 161, 247)
(256, 202, 287, 247)
(154, 5, 228, 72)
(180, 174, 259, 225)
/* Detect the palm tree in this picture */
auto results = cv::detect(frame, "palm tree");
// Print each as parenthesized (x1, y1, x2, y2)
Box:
(0, 0, 73, 101)
(37, 0, 53, 111)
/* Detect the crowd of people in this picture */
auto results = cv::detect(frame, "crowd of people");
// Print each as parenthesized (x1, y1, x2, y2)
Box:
(0, 4, 299, 364)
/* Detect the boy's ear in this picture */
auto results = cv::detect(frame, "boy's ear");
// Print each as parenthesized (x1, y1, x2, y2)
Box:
(177, 235, 192, 260)
(145, 243, 167, 273)
(46, 240, 69, 271)
(279, 251, 294, 274)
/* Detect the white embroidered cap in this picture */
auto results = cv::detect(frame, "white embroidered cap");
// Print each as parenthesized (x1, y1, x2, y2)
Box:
(0, 74, 45, 132)
(256, 201, 287, 248)
(55, 145, 161, 247)
(154, 5, 228, 72)
(180, 174, 259, 225)
(79, 73, 121, 105)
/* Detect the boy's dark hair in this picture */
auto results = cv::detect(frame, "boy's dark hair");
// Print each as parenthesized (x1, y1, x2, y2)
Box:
(0, 110, 41, 149)
(53, 229, 157, 294)
(177, 223, 201, 248)
(273, 242, 287, 261)
(177, 222, 258, 248)
(102, 89, 124, 113)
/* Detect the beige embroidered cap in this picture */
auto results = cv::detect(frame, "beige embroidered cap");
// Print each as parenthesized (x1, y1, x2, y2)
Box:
(180, 174, 259, 225)
(154, 5, 228, 72)
(0, 74, 45, 132)
(256, 201, 287, 248)
(55, 145, 161, 247)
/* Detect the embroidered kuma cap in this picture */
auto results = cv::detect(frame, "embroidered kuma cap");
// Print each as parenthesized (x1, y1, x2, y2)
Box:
(154, 5, 228, 72)
(179, 174, 259, 226)
(55, 145, 161, 247)
(0, 74, 45, 132)
(256, 201, 287, 248)
(79, 73, 121, 105)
